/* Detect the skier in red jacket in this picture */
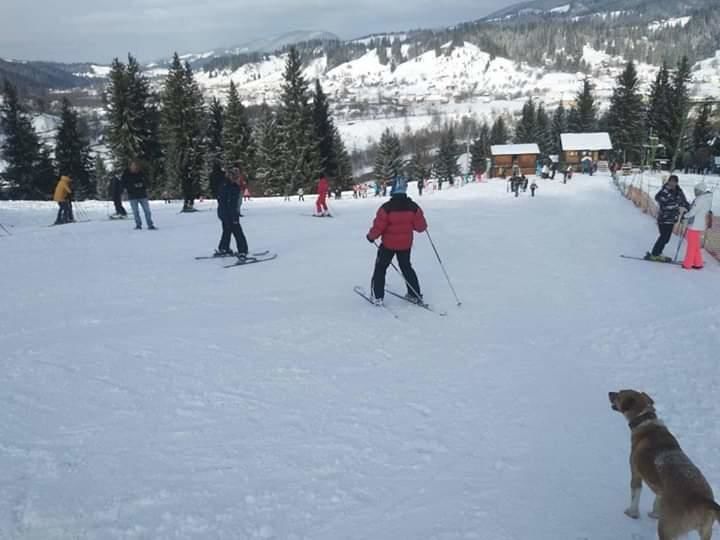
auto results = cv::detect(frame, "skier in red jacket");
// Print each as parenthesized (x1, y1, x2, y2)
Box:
(366, 177, 427, 305)
(315, 176, 330, 216)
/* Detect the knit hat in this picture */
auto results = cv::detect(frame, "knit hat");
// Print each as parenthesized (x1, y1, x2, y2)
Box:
(695, 181, 708, 194)
(391, 176, 407, 195)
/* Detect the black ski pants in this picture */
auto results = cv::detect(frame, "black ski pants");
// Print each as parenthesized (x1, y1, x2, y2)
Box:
(55, 202, 72, 224)
(372, 245, 421, 300)
(651, 223, 675, 256)
(113, 197, 127, 216)
(218, 219, 248, 255)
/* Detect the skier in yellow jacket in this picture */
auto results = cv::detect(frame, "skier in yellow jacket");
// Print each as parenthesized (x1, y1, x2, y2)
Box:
(53, 175, 73, 224)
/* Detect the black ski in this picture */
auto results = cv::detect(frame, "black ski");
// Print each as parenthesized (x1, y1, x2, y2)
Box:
(385, 289, 448, 316)
(224, 253, 277, 268)
(354, 286, 399, 319)
(196, 250, 269, 261)
(620, 255, 681, 266)
(301, 214, 334, 218)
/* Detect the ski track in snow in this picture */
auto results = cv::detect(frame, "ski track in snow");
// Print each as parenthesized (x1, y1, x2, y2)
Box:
(1, 175, 720, 539)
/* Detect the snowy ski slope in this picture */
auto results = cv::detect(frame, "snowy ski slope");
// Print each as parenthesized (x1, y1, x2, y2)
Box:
(1, 175, 720, 539)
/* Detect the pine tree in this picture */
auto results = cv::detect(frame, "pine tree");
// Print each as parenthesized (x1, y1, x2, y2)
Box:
(277, 47, 321, 192)
(692, 100, 714, 171)
(515, 99, 537, 143)
(254, 103, 283, 195)
(224, 80, 254, 178)
(0, 80, 54, 199)
(433, 128, 461, 188)
(55, 98, 95, 199)
(470, 122, 491, 173)
(159, 54, 206, 211)
(105, 54, 161, 186)
(332, 126, 353, 190)
(646, 62, 673, 158)
(606, 61, 645, 163)
(534, 104, 553, 155)
(95, 155, 110, 199)
(373, 128, 403, 182)
(570, 78, 598, 132)
(406, 146, 432, 182)
(669, 56, 693, 169)
(550, 103, 568, 154)
(205, 97, 224, 197)
(490, 116, 510, 145)
(312, 79, 336, 178)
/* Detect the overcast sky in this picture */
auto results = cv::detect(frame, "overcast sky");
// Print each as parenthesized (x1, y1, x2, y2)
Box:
(1, 0, 518, 63)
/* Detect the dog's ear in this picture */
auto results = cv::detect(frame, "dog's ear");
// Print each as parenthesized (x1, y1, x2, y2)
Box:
(641, 392, 654, 405)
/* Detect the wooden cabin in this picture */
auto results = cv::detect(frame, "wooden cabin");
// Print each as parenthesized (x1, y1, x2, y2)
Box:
(490, 144, 541, 178)
(560, 133, 613, 166)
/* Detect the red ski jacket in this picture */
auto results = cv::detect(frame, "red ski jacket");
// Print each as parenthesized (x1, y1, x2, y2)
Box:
(317, 177, 329, 196)
(367, 194, 427, 251)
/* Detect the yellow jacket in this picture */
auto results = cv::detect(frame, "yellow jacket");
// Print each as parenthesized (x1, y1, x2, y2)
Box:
(53, 176, 72, 202)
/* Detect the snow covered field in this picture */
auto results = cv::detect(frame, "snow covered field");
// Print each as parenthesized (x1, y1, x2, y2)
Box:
(2, 176, 720, 539)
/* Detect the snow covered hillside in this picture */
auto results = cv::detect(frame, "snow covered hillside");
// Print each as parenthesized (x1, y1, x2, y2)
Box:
(2, 175, 720, 539)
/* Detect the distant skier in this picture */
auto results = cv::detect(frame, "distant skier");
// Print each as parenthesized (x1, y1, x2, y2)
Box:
(109, 175, 127, 218)
(121, 160, 156, 230)
(646, 175, 689, 262)
(550, 162, 557, 180)
(417, 178, 424, 196)
(366, 177, 427, 306)
(541, 164, 550, 179)
(315, 175, 330, 216)
(522, 175, 529, 192)
(216, 168, 249, 258)
(530, 180, 538, 197)
(297, 187, 305, 202)
(53, 175, 73, 225)
(681, 181, 713, 270)
(284, 183, 292, 202)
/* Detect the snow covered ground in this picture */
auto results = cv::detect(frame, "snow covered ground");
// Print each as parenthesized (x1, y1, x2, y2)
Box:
(2, 175, 720, 539)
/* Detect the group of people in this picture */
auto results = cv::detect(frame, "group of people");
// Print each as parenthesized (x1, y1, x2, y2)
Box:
(508, 170, 538, 198)
(647, 174, 714, 270)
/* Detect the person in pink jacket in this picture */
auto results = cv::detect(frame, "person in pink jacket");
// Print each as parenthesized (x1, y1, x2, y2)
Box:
(315, 176, 330, 216)
(681, 182, 714, 270)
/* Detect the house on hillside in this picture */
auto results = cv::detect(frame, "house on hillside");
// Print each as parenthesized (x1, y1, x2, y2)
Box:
(560, 133, 613, 169)
(490, 144, 541, 178)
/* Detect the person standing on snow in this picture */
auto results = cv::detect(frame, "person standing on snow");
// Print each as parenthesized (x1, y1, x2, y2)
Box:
(681, 182, 713, 270)
(121, 160, 156, 230)
(366, 177, 428, 306)
(109, 175, 127, 218)
(646, 175, 689, 262)
(53, 175, 73, 224)
(216, 168, 249, 258)
(530, 180, 538, 197)
(315, 175, 330, 216)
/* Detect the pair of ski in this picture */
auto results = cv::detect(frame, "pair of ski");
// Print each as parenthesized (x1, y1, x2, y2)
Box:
(354, 286, 447, 317)
(195, 250, 277, 268)
(620, 254, 681, 266)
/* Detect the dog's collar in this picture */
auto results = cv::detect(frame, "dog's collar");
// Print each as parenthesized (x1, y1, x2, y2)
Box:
(629, 411, 657, 429)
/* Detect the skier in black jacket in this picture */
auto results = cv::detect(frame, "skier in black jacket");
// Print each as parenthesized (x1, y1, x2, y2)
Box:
(121, 161, 156, 230)
(216, 168, 249, 257)
(109, 175, 127, 217)
(647, 175, 689, 261)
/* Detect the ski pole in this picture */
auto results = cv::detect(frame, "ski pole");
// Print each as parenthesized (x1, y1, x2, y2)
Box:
(673, 223, 688, 263)
(425, 230, 462, 306)
(372, 241, 423, 300)
(0, 222, 11, 236)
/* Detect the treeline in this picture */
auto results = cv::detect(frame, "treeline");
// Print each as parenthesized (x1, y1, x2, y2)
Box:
(0, 47, 352, 202)
(361, 55, 718, 183)
(203, 3, 719, 78)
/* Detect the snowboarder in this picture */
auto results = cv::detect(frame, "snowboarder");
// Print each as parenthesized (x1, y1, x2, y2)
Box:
(646, 175, 689, 262)
(53, 175, 73, 224)
(315, 175, 330, 216)
(530, 180, 538, 197)
(216, 168, 249, 258)
(366, 177, 427, 306)
(109, 175, 127, 218)
(681, 182, 713, 270)
(121, 160, 156, 230)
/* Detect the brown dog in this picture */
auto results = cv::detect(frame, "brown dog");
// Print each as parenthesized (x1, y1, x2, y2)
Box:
(609, 389, 720, 539)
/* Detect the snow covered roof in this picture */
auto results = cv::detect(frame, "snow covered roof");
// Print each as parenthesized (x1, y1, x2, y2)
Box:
(561, 133, 613, 151)
(490, 144, 541, 156)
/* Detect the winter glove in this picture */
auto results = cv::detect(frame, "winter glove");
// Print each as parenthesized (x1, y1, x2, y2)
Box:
(366, 234, 374, 244)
